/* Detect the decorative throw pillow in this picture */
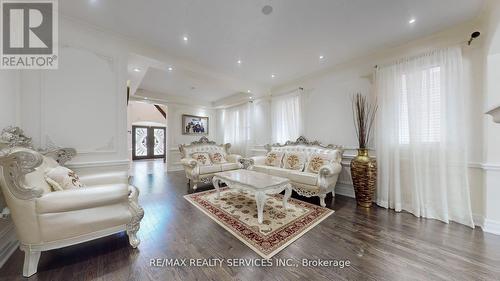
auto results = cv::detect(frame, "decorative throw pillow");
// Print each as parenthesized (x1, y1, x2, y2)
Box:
(264, 151, 285, 167)
(45, 166, 85, 191)
(283, 152, 306, 171)
(305, 153, 335, 173)
(191, 152, 212, 165)
(210, 152, 227, 164)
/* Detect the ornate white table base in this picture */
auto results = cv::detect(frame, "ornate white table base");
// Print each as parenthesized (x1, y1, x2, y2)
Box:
(212, 170, 292, 224)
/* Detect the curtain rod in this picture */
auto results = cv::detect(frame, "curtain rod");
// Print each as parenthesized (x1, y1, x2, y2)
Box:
(373, 31, 481, 69)
(271, 87, 304, 98)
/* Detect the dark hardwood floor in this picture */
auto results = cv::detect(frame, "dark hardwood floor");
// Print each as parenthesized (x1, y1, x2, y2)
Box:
(1, 160, 500, 281)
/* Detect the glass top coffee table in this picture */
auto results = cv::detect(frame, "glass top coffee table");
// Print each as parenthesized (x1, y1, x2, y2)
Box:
(212, 169, 292, 224)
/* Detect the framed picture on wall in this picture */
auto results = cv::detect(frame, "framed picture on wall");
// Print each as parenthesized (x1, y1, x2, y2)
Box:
(182, 114, 209, 135)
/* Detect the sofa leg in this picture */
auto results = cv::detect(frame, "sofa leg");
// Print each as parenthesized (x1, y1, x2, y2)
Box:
(127, 231, 140, 248)
(319, 194, 326, 207)
(127, 194, 144, 249)
(21, 246, 40, 277)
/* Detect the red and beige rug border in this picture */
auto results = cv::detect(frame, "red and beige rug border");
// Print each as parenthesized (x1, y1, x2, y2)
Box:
(184, 188, 334, 259)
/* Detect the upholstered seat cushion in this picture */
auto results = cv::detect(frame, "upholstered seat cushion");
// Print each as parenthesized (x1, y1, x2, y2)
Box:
(38, 203, 132, 242)
(199, 165, 222, 174)
(221, 162, 240, 171)
(289, 171, 318, 186)
(253, 165, 318, 186)
(252, 165, 290, 178)
(36, 184, 129, 214)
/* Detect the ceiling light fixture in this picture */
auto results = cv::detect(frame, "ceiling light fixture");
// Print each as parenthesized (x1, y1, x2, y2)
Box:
(237, 60, 242, 64)
(133, 67, 141, 72)
(144, 97, 148, 100)
(168, 66, 173, 71)
(271, 74, 276, 78)
(409, 18, 416, 24)
(183, 35, 189, 42)
(319, 55, 325, 60)
(247, 90, 251, 93)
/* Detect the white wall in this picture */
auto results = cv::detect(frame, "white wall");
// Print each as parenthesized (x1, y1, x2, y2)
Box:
(167, 104, 216, 171)
(16, 18, 129, 176)
(127, 101, 167, 160)
(270, 21, 487, 221)
(481, 0, 500, 234)
(0, 71, 20, 130)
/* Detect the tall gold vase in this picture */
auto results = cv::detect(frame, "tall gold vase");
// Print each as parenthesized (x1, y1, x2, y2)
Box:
(350, 149, 377, 208)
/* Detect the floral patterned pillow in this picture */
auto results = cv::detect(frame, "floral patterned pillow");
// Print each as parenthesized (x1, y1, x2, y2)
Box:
(210, 152, 227, 164)
(305, 153, 335, 173)
(264, 151, 285, 167)
(45, 166, 85, 191)
(283, 152, 306, 171)
(191, 152, 212, 165)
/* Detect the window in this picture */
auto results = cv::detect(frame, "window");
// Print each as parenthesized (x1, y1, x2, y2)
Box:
(271, 92, 303, 143)
(399, 66, 441, 144)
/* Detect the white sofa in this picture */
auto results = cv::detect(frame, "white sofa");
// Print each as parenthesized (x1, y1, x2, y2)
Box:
(179, 137, 243, 190)
(0, 146, 144, 277)
(247, 136, 343, 207)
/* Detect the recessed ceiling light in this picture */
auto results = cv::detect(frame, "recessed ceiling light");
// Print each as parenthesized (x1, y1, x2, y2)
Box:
(168, 67, 173, 71)
(183, 35, 189, 42)
(133, 67, 141, 72)
(262, 5, 273, 15)
(249, 96, 254, 100)
(271, 74, 276, 78)
(247, 90, 251, 93)
(319, 55, 325, 60)
(237, 60, 242, 64)
(409, 18, 416, 24)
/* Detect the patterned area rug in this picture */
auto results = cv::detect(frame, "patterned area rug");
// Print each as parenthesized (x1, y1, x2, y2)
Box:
(184, 188, 334, 259)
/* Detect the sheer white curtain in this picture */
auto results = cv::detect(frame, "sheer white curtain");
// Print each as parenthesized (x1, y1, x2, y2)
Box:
(271, 90, 304, 143)
(376, 47, 474, 227)
(221, 102, 251, 156)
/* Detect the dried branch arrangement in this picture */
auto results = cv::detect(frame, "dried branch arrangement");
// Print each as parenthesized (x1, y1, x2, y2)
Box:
(352, 93, 378, 149)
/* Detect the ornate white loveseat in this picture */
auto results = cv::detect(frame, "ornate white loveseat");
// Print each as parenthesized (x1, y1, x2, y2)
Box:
(179, 137, 243, 190)
(0, 127, 144, 277)
(247, 136, 343, 207)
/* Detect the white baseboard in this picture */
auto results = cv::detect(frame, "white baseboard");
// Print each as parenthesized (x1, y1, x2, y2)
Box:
(483, 218, 500, 235)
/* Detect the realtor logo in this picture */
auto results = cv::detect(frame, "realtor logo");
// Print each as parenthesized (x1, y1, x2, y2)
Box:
(1, 0, 58, 69)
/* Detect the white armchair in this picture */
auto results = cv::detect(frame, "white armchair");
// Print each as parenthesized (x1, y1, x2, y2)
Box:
(246, 136, 343, 207)
(179, 137, 243, 190)
(0, 147, 144, 277)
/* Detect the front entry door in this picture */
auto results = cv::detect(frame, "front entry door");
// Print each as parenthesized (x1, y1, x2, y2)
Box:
(132, 126, 166, 160)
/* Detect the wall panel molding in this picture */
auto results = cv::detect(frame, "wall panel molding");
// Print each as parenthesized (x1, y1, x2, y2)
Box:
(39, 44, 120, 157)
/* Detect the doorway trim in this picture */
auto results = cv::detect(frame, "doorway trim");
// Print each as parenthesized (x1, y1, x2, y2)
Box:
(132, 125, 166, 161)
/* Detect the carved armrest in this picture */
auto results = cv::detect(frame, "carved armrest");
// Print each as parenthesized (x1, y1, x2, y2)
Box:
(180, 158, 198, 168)
(0, 149, 44, 200)
(317, 162, 342, 192)
(318, 162, 342, 178)
(239, 158, 254, 169)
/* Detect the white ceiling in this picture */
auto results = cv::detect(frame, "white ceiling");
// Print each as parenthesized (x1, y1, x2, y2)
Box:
(139, 66, 239, 103)
(61, 0, 485, 101)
